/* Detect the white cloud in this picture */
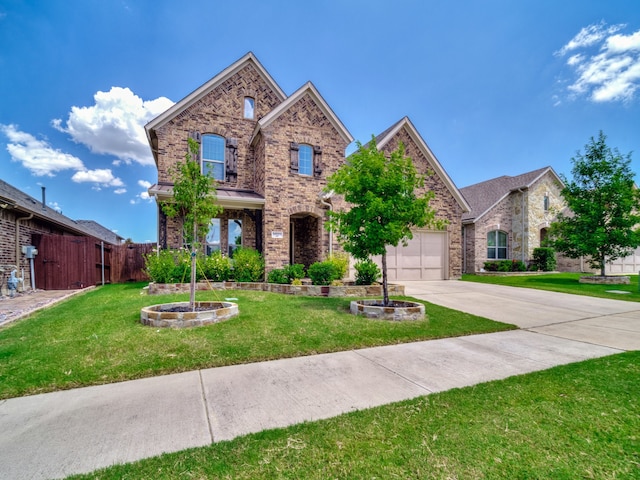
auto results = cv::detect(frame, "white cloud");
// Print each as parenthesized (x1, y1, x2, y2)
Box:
(114, 188, 127, 194)
(48, 201, 63, 213)
(556, 22, 640, 103)
(131, 179, 153, 204)
(71, 168, 125, 188)
(1, 124, 85, 176)
(53, 87, 174, 166)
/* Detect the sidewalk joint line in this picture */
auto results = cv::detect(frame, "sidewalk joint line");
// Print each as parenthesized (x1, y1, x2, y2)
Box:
(352, 350, 434, 394)
(198, 370, 215, 443)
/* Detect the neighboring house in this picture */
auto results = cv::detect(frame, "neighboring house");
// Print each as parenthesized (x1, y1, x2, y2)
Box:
(460, 167, 565, 273)
(0, 179, 122, 291)
(145, 53, 468, 279)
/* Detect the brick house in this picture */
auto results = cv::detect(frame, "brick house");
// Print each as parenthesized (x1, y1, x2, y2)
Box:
(0, 179, 123, 291)
(145, 53, 469, 279)
(460, 166, 565, 273)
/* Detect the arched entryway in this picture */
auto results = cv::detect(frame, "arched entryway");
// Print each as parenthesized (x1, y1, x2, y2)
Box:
(289, 213, 321, 268)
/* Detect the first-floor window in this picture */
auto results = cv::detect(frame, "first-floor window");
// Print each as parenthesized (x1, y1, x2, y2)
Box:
(487, 230, 507, 259)
(205, 218, 221, 255)
(228, 219, 242, 257)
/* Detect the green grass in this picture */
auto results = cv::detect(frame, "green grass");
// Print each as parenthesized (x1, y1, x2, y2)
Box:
(67, 351, 640, 479)
(0, 283, 513, 399)
(462, 272, 640, 302)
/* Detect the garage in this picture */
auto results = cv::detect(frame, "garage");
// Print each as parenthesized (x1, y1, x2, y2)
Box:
(605, 247, 640, 274)
(373, 230, 448, 281)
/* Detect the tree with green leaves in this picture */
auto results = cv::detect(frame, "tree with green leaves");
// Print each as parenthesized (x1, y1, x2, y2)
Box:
(161, 137, 223, 310)
(326, 136, 446, 306)
(549, 131, 640, 277)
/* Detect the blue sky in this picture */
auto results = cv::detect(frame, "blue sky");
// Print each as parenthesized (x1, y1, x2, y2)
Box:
(1, 0, 639, 243)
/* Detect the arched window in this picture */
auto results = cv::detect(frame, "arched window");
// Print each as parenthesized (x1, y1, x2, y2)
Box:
(201, 134, 225, 181)
(244, 97, 255, 119)
(298, 144, 313, 176)
(487, 230, 507, 259)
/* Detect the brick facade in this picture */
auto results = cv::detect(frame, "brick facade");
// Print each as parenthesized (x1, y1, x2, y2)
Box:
(146, 53, 467, 279)
(379, 128, 465, 279)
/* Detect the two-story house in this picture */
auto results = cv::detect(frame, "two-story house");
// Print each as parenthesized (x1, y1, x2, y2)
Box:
(145, 53, 469, 279)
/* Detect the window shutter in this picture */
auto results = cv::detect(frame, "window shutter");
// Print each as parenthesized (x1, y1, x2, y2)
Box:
(226, 138, 238, 181)
(313, 145, 323, 176)
(290, 142, 299, 173)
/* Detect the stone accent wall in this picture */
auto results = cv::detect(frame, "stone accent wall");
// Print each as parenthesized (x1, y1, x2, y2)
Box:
(464, 171, 570, 273)
(378, 128, 465, 278)
(465, 195, 513, 273)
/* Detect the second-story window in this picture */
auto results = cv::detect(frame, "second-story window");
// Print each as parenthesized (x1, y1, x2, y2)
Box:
(298, 144, 313, 176)
(244, 97, 255, 119)
(202, 134, 225, 181)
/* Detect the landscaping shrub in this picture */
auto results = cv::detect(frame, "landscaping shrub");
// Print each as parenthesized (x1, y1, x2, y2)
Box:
(267, 264, 305, 284)
(232, 247, 265, 282)
(284, 263, 306, 282)
(307, 261, 340, 286)
(483, 260, 526, 272)
(354, 259, 381, 285)
(200, 251, 232, 282)
(326, 253, 349, 279)
(267, 268, 289, 284)
(144, 249, 191, 283)
(532, 247, 556, 272)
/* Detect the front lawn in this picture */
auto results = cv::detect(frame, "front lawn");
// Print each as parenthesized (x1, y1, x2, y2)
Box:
(462, 272, 640, 302)
(0, 283, 513, 399)
(69, 351, 640, 479)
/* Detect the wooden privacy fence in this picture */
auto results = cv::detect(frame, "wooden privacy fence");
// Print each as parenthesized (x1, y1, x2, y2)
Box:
(32, 234, 153, 290)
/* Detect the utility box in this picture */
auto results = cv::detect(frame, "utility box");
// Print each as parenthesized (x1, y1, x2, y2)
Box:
(21, 245, 38, 259)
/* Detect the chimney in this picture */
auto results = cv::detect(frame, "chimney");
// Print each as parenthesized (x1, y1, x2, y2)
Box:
(41, 186, 46, 211)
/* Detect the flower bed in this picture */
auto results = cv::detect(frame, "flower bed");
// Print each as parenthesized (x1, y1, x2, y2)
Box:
(147, 281, 404, 297)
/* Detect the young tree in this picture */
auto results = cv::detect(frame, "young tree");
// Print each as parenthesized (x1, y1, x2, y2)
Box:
(161, 137, 223, 310)
(549, 131, 640, 277)
(326, 137, 446, 305)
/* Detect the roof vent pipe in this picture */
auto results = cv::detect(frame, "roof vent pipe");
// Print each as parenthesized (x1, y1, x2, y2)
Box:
(41, 186, 46, 211)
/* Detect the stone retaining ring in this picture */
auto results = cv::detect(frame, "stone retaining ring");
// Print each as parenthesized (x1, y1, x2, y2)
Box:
(350, 300, 426, 321)
(140, 301, 239, 328)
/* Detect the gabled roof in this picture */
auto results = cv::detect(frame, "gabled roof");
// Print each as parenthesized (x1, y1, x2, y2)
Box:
(0, 179, 121, 244)
(146, 52, 286, 132)
(250, 81, 353, 146)
(374, 117, 470, 213)
(76, 220, 124, 244)
(460, 166, 563, 224)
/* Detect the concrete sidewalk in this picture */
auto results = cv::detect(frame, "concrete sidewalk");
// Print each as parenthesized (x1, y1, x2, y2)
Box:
(0, 281, 638, 479)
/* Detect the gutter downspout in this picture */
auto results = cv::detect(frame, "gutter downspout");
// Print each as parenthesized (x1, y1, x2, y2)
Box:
(319, 195, 333, 257)
(516, 189, 526, 263)
(15, 213, 33, 291)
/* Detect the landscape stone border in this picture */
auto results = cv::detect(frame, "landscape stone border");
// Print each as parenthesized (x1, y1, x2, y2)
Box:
(147, 282, 404, 297)
(350, 299, 426, 321)
(140, 301, 238, 328)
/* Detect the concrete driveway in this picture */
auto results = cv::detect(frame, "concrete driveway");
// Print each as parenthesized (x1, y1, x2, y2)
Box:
(403, 280, 640, 350)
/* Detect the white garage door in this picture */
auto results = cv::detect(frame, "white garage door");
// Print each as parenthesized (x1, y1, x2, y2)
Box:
(373, 230, 448, 281)
(606, 247, 640, 274)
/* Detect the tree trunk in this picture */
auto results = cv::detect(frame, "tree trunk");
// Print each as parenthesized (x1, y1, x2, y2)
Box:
(600, 258, 606, 277)
(382, 252, 389, 306)
(190, 221, 197, 311)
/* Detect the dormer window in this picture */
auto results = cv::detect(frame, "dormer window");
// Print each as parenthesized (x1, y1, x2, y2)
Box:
(243, 97, 255, 119)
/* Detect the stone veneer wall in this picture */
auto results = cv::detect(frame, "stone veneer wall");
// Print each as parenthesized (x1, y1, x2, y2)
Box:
(147, 281, 405, 297)
(379, 128, 465, 278)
